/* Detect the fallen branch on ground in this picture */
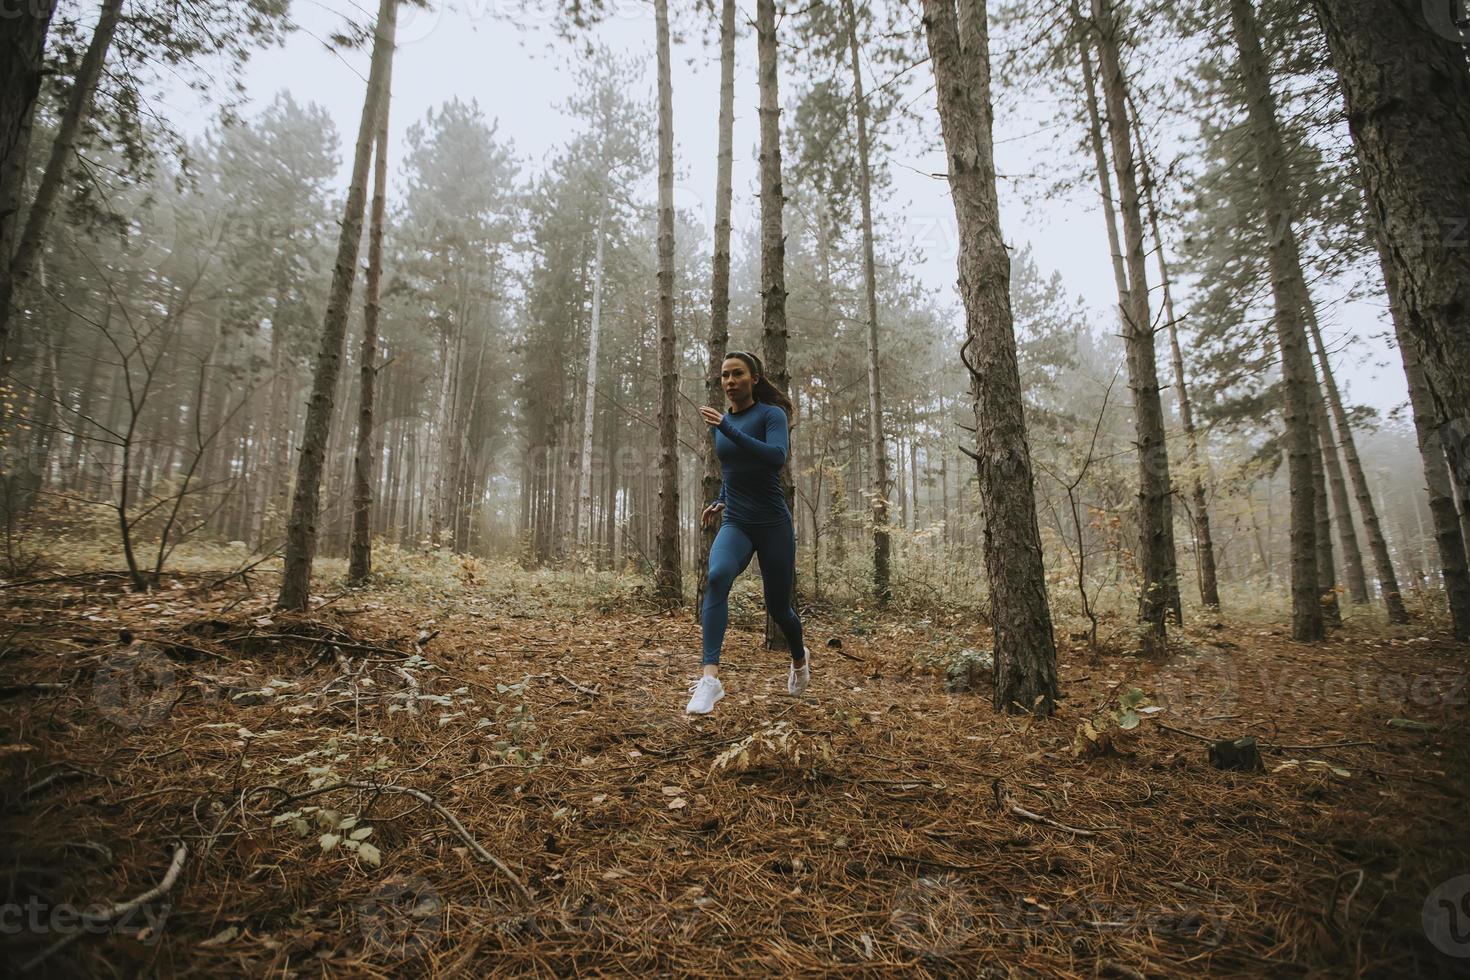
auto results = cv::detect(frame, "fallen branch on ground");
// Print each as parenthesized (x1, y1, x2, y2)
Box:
(993, 777, 1120, 836)
(21, 842, 188, 972)
(1008, 803, 1120, 837)
(557, 674, 601, 697)
(248, 781, 531, 904)
(22, 768, 89, 798)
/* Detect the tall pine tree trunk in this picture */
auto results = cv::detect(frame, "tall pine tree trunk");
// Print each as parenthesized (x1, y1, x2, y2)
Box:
(1, 0, 120, 367)
(1305, 299, 1409, 622)
(1229, 0, 1322, 640)
(1300, 339, 1352, 619)
(251, 280, 291, 547)
(1312, 0, 1470, 434)
(1089, 0, 1180, 647)
(578, 202, 607, 559)
(697, 0, 736, 622)
(349, 72, 393, 585)
(1075, 23, 1129, 311)
(921, 0, 1059, 714)
(843, 0, 893, 605)
(1383, 230, 1470, 640)
(278, 0, 397, 609)
(757, 0, 794, 648)
(653, 0, 681, 603)
(0, 0, 57, 275)
(1310, 390, 1342, 625)
(1135, 132, 1221, 608)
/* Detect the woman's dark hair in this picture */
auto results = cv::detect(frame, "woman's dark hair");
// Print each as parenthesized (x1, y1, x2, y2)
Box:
(724, 350, 796, 427)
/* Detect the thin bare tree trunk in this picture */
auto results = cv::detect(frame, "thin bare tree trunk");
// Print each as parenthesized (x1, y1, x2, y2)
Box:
(251, 281, 290, 547)
(1312, 365, 1362, 606)
(1, 0, 121, 366)
(1075, 22, 1129, 307)
(1310, 391, 1342, 625)
(429, 292, 462, 548)
(653, 0, 681, 603)
(277, 0, 397, 609)
(604, 393, 619, 570)
(698, 0, 736, 621)
(1134, 130, 1221, 608)
(1089, 0, 1180, 646)
(921, 0, 1059, 714)
(578, 202, 607, 559)
(349, 63, 393, 584)
(1229, 0, 1322, 640)
(451, 319, 489, 554)
(843, 0, 893, 604)
(1304, 304, 1408, 621)
(757, 0, 794, 647)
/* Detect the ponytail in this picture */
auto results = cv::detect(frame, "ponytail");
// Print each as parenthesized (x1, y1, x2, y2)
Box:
(725, 350, 797, 429)
(753, 375, 796, 425)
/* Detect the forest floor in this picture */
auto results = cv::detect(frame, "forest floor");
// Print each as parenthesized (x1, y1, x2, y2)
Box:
(1, 560, 1467, 978)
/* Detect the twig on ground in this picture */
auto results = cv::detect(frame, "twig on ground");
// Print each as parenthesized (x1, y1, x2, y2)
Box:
(1008, 803, 1119, 836)
(20, 841, 188, 972)
(1155, 722, 1218, 743)
(247, 781, 532, 903)
(557, 674, 602, 698)
(0, 681, 71, 699)
(225, 632, 413, 660)
(21, 768, 89, 798)
(1261, 739, 1375, 752)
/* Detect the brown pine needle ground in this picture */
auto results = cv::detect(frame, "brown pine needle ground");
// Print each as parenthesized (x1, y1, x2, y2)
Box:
(1, 567, 1466, 977)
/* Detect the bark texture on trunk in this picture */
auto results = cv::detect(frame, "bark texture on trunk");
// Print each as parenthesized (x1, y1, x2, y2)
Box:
(653, 0, 682, 604)
(1, 0, 119, 366)
(1134, 132, 1220, 608)
(757, 0, 795, 649)
(578, 202, 607, 557)
(1230, 0, 1323, 640)
(697, 0, 736, 623)
(843, 0, 893, 605)
(921, 0, 1059, 714)
(0, 0, 58, 274)
(1383, 230, 1470, 640)
(1308, 370, 1355, 615)
(349, 77, 393, 585)
(1090, 0, 1180, 646)
(278, 0, 397, 609)
(1305, 304, 1408, 621)
(1309, 391, 1342, 625)
(1312, 0, 1470, 432)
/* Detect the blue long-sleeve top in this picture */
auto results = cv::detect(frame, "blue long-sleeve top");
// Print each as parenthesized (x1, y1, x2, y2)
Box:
(709, 401, 791, 525)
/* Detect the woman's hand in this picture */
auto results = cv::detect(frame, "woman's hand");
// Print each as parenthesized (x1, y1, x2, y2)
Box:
(701, 502, 725, 530)
(699, 405, 725, 427)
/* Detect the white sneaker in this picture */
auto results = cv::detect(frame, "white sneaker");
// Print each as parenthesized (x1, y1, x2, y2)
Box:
(788, 649, 811, 696)
(686, 676, 725, 714)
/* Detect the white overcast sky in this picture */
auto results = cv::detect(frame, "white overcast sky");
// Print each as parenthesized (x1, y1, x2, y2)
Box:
(158, 0, 1409, 419)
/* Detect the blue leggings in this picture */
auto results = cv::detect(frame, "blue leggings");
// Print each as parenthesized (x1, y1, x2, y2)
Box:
(702, 517, 805, 666)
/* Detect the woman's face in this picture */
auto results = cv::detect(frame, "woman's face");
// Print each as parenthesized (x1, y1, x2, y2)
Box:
(721, 358, 756, 404)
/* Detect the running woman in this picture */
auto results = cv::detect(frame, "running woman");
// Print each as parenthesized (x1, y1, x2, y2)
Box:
(686, 351, 809, 715)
